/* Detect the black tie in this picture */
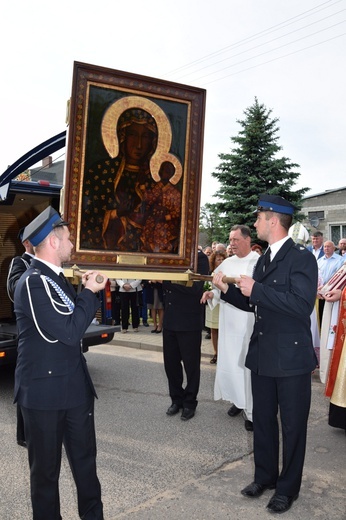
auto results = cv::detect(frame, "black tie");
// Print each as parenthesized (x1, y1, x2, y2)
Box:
(59, 272, 68, 284)
(263, 247, 271, 271)
(59, 272, 76, 297)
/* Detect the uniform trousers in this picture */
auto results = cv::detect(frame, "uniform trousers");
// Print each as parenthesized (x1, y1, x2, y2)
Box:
(251, 371, 312, 496)
(16, 403, 26, 443)
(163, 329, 201, 410)
(111, 289, 121, 325)
(21, 398, 103, 520)
(120, 291, 139, 330)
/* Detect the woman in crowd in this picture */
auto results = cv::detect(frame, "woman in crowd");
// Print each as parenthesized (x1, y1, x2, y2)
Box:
(145, 281, 164, 334)
(205, 250, 227, 364)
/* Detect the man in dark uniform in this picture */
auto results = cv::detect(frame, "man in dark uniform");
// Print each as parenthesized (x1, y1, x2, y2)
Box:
(7, 227, 35, 447)
(162, 249, 209, 421)
(214, 195, 318, 515)
(7, 227, 35, 303)
(14, 206, 107, 520)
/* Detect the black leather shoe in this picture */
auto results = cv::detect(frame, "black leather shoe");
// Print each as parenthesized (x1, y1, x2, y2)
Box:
(181, 408, 195, 421)
(228, 404, 242, 417)
(241, 482, 276, 498)
(17, 440, 27, 448)
(244, 420, 253, 431)
(166, 404, 181, 416)
(267, 493, 298, 514)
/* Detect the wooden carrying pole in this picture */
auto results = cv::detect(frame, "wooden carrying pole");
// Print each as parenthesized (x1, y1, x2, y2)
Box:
(187, 273, 238, 285)
(72, 266, 104, 284)
(64, 266, 238, 285)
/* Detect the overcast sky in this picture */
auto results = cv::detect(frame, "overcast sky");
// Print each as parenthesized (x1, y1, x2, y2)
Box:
(1, 0, 345, 206)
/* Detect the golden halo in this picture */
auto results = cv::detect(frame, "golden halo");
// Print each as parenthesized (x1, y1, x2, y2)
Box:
(150, 153, 182, 185)
(101, 95, 182, 183)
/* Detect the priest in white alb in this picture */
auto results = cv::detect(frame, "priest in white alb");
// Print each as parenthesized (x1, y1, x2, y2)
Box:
(201, 225, 259, 431)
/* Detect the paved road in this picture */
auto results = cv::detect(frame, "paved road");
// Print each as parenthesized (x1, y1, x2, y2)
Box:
(0, 341, 345, 519)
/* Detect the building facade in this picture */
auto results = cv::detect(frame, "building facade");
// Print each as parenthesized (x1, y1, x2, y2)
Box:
(301, 187, 346, 244)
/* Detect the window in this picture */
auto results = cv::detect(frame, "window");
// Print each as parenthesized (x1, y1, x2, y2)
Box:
(308, 211, 325, 220)
(330, 225, 346, 244)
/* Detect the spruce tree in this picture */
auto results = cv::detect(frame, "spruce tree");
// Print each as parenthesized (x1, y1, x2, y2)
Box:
(199, 202, 226, 244)
(210, 98, 309, 238)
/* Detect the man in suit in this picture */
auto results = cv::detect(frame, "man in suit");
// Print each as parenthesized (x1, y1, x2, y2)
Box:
(7, 227, 35, 448)
(306, 231, 324, 260)
(162, 249, 209, 420)
(213, 194, 318, 515)
(14, 206, 107, 520)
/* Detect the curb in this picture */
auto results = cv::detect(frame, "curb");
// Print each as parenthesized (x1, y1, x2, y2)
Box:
(108, 330, 215, 359)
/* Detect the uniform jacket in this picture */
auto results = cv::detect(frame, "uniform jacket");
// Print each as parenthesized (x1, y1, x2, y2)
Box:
(7, 252, 33, 302)
(221, 238, 318, 377)
(14, 259, 100, 410)
(163, 251, 209, 331)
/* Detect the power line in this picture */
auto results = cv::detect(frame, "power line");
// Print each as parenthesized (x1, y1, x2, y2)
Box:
(173, 8, 346, 82)
(165, 0, 343, 77)
(29, 153, 65, 180)
(202, 31, 346, 86)
(188, 19, 345, 84)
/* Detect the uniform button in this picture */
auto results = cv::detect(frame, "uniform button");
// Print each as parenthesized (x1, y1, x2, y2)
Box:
(48, 371, 52, 374)
(294, 341, 298, 345)
(259, 332, 263, 335)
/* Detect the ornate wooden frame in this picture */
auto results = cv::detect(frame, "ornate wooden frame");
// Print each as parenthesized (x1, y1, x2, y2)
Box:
(63, 61, 206, 274)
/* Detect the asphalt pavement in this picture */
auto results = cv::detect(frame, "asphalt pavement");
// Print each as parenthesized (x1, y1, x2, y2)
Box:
(0, 323, 345, 519)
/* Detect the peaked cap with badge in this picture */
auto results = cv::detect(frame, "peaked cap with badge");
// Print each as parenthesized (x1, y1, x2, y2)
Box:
(255, 194, 296, 215)
(22, 206, 68, 246)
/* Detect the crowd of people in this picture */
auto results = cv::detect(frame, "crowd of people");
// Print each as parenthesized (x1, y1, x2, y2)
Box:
(7, 196, 346, 518)
(108, 279, 165, 333)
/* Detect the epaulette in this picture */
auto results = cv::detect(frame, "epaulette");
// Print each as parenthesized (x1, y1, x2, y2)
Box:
(29, 269, 41, 276)
(293, 243, 308, 252)
(26, 269, 42, 280)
